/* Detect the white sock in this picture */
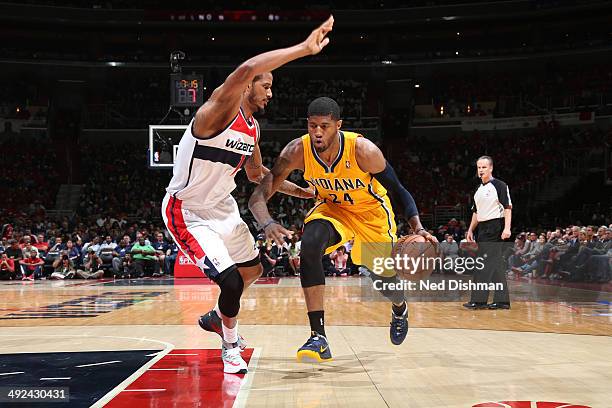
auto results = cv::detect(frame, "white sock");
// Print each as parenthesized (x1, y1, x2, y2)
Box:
(222, 321, 238, 344)
(214, 303, 221, 317)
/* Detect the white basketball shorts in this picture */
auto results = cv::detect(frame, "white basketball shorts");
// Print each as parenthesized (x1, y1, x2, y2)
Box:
(162, 193, 259, 280)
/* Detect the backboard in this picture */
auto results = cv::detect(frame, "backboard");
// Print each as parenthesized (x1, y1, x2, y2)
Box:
(148, 125, 187, 168)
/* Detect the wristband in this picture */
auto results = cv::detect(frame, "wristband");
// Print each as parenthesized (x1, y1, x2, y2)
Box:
(415, 227, 426, 234)
(260, 219, 278, 230)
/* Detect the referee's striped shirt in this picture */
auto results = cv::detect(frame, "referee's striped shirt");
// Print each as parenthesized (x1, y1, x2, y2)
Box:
(471, 178, 512, 222)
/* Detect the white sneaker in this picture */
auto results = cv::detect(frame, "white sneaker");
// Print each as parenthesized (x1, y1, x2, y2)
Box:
(222, 344, 248, 374)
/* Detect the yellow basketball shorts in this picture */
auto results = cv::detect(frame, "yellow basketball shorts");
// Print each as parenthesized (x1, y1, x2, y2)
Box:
(304, 199, 397, 277)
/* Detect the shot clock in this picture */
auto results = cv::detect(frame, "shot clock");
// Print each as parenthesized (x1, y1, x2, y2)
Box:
(170, 74, 204, 107)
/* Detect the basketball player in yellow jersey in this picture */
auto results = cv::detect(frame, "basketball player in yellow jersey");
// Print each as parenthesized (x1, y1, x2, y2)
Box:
(249, 97, 438, 362)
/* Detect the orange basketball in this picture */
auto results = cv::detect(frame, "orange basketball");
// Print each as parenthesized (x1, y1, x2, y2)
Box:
(390, 234, 440, 280)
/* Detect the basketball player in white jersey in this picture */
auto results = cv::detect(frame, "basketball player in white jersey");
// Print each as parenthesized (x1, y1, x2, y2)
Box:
(162, 16, 334, 374)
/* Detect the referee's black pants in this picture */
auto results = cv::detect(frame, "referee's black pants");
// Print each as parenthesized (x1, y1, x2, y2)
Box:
(469, 218, 510, 304)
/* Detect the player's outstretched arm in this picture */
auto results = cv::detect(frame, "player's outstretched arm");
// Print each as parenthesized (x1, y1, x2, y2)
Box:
(193, 15, 334, 138)
(355, 137, 438, 243)
(248, 139, 304, 246)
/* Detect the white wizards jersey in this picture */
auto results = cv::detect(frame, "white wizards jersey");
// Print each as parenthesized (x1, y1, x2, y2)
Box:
(166, 108, 259, 209)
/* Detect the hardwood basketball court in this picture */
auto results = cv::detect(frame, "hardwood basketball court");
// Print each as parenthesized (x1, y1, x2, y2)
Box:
(0, 275, 610, 407)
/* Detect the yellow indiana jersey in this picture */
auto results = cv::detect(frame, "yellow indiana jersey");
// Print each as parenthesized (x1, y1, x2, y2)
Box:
(302, 131, 389, 211)
(302, 131, 397, 276)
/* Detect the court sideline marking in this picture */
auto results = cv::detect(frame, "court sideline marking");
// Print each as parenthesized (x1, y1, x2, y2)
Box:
(233, 347, 262, 408)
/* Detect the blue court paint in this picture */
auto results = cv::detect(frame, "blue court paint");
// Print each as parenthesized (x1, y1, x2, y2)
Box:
(0, 350, 160, 407)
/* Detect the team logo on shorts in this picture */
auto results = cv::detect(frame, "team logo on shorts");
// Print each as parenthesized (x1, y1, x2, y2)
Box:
(179, 255, 193, 265)
(211, 257, 222, 268)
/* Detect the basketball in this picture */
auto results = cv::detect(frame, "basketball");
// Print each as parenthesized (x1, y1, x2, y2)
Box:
(390, 234, 440, 280)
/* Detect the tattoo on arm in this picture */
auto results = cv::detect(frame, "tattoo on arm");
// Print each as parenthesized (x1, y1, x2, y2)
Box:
(259, 172, 275, 201)
(248, 146, 299, 225)
(249, 173, 275, 226)
(246, 154, 262, 170)
(277, 180, 309, 198)
(254, 164, 306, 197)
(267, 156, 292, 199)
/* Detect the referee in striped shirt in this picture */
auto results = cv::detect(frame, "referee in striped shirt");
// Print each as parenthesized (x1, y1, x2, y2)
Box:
(463, 156, 512, 310)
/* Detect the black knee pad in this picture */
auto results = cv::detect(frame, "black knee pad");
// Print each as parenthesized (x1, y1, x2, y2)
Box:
(300, 220, 341, 288)
(369, 273, 406, 304)
(215, 266, 244, 318)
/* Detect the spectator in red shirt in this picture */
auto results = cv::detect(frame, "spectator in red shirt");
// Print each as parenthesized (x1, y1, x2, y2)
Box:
(34, 234, 48, 253)
(0, 253, 16, 280)
(19, 251, 44, 280)
(329, 246, 349, 277)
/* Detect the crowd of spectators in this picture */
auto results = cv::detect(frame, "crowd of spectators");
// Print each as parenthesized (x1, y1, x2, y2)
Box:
(255, 229, 360, 278)
(0, 76, 375, 129)
(506, 225, 611, 282)
(95, 76, 374, 128)
(1, 157, 610, 283)
(0, 133, 60, 217)
(2, 66, 610, 284)
(2, 117, 609, 281)
(0, 220, 179, 281)
(423, 221, 612, 282)
(251, 218, 612, 283)
(3, 194, 610, 283)
(401, 217, 611, 282)
(395, 124, 610, 217)
(415, 65, 612, 119)
(265, 77, 372, 123)
(0, 133, 313, 281)
(2, 62, 610, 129)
(77, 142, 168, 222)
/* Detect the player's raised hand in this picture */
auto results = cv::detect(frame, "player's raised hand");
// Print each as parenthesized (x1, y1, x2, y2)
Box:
(302, 15, 334, 55)
(264, 222, 293, 248)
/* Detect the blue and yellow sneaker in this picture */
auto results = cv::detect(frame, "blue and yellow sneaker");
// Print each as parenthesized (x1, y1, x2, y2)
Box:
(297, 331, 332, 363)
(198, 310, 247, 351)
(390, 307, 408, 345)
